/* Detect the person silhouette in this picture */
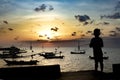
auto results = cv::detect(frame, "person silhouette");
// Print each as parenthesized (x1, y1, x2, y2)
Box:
(89, 28, 104, 72)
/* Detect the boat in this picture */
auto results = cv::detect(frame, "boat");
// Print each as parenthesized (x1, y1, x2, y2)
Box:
(0, 46, 27, 58)
(39, 50, 64, 59)
(4, 59, 38, 65)
(0, 46, 27, 54)
(89, 56, 109, 60)
(71, 50, 85, 54)
(1, 45, 39, 65)
(0, 53, 25, 58)
(70, 39, 86, 54)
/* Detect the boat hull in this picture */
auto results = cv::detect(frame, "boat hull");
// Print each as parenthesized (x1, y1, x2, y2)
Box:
(44, 55, 64, 59)
(71, 50, 85, 54)
(89, 56, 109, 60)
(4, 59, 38, 65)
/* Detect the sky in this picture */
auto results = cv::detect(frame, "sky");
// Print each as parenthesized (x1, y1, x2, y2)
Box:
(0, 0, 120, 46)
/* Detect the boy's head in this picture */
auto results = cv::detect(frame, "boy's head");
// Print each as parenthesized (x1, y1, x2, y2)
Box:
(93, 28, 100, 37)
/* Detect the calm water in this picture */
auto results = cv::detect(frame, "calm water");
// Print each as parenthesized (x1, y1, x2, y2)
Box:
(0, 47, 120, 72)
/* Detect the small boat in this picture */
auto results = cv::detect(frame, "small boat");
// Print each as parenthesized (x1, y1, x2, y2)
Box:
(0, 54, 25, 58)
(71, 50, 85, 54)
(89, 56, 109, 60)
(0, 46, 27, 54)
(39, 52, 64, 59)
(71, 39, 86, 54)
(4, 59, 39, 65)
(43, 55, 64, 59)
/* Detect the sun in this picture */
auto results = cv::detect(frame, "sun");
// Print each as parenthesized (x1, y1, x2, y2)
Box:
(38, 30, 54, 40)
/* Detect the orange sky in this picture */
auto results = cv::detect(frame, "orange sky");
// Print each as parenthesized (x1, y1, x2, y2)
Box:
(0, 0, 120, 46)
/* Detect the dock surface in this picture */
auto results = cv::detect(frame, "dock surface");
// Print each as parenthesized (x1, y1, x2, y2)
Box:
(58, 70, 113, 80)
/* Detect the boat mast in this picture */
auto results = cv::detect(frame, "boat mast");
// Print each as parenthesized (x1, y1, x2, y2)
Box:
(30, 42, 34, 52)
(78, 39, 80, 51)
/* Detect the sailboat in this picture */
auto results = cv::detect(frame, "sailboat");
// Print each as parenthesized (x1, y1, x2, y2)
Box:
(71, 39, 85, 54)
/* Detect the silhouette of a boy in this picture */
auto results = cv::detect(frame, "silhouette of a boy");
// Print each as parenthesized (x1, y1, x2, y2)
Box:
(89, 28, 104, 72)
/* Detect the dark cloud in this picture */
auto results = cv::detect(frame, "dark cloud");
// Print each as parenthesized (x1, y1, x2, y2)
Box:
(34, 4, 46, 12)
(115, 1, 120, 11)
(39, 35, 43, 37)
(103, 22, 110, 25)
(96, 21, 110, 25)
(86, 30, 92, 34)
(49, 5, 54, 11)
(83, 22, 89, 25)
(116, 27, 120, 31)
(34, 4, 54, 12)
(71, 32, 76, 36)
(8, 28, 13, 31)
(51, 27, 58, 32)
(101, 12, 120, 19)
(81, 34, 85, 37)
(75, 15, 90, 22)
(3, 20, 8, 24)
(47, 37, 50, 39)
(45, 34, 47, 36)
(101, 1, 120, 19)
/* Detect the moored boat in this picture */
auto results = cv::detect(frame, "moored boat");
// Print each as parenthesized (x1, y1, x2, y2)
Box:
(4, 59, 39, 65)
(70, 39, 86, 54)
(39, 52, 64, 59)
(89, 56, 109, 60)
(71, 50, 85, 54)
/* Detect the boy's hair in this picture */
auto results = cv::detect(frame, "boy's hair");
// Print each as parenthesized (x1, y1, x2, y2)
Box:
(93, 28, 100, 36)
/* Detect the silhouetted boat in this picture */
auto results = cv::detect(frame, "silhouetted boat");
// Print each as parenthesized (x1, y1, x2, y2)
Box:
(39, 51, 64, 59)
(71, 39, 86, 54)
(0, 46, 27, 59)
(0, 54, 25, 58)
(1, 46, 39, 65)
(71, 50, 85, 54)
(0, 46, 27, 54)
(89, 56, 109, 60)
(4, 59, 38, 65)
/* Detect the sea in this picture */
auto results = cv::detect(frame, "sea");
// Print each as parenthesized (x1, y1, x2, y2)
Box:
(0, 46, 120, 73)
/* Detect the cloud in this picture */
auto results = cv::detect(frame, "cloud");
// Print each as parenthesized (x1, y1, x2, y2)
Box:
(81, 34, 85, 37)
(115, 1, 120, 11)
(3, 20, 8, 24)
(71, 32, 76, 36)
(101, 12, 120, 19)
(39, 35, 43, 37)
(34, 4, 47, 12)
(51, 27, 58, 32)
(86, 30, 92, 34)
(116, 27, 120, 31)
(96, 21, 110, 25)
(8, 28, 13, 31)
(101, 1, 120, 19)
(34, 4, 54, 12)
(75, 15, 90, 22)
(49, 5, 54, 11)
(83, 22, 89, 25)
